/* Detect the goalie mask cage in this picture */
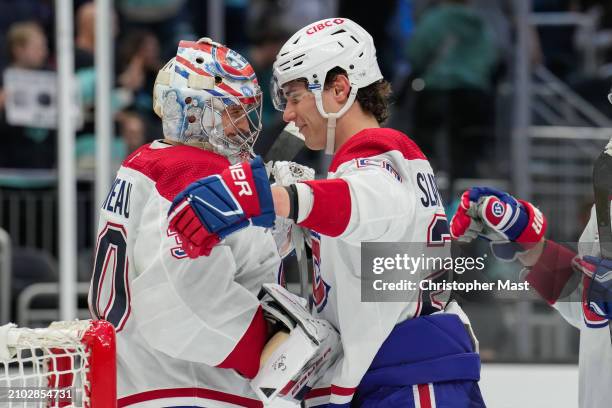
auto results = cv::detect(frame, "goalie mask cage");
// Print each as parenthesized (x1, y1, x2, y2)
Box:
(0, 320, 116, 407)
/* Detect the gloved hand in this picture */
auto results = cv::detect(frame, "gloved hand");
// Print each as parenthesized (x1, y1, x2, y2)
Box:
(168, 156, 275, 258)
(574, 256, 612, 319)
(269, 161, 315, 258)
(450, 187, 547, 260)
(271, 161, 315, 186)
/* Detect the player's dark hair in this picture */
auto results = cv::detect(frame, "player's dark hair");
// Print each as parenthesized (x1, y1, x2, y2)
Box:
(324, 67, 392, 124)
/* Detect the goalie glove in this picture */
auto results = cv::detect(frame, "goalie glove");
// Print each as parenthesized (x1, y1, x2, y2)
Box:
(269, 161, 315, 258)
(271, 161, 315, 186)
(252, 284, 341, 404)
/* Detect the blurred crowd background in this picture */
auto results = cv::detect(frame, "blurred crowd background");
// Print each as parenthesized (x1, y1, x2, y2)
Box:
(2, 0, 612, 364)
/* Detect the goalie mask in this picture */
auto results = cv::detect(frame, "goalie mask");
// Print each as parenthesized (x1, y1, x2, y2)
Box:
(271, 18, 383, 154)
(153, 38, 263, 160)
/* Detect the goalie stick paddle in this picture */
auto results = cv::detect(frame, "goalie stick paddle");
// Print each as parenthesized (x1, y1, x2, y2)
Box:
(592, 145, 612, 343)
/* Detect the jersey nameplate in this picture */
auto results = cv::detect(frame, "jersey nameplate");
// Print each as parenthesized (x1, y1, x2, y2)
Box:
(416, 172, 442, 208)
(102, 177, 133, 218)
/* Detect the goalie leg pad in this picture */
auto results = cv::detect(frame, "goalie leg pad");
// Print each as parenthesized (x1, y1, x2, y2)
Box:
(252, 284, 341, 404)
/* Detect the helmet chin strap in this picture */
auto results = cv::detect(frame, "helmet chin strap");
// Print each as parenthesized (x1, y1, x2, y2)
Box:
(314, 87, 358, 155)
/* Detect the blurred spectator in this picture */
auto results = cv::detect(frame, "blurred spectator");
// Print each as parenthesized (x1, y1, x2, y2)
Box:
(0, 0, 54, 73)
(471, 0, 514, 83)
(187, 0, 250, 54)
(6, 22, 49, 71)
(117, 111, 146, 155)
(74, 1, 120, 141)
(338, 0, 397, 78)
(75, 1, 96, 70)
(247, 0, 337, 36)
(117, 29, 163, 141)
(406, 0, 497, 190)
(75, 132, 127, 172)
(73, 1, 152, 171)
(580, 1, 612, 29)
(576, 2, 612, 75)
(0, 21, 55, 169)
(533, 0, 580, 80)
(116, 0, 195, 60)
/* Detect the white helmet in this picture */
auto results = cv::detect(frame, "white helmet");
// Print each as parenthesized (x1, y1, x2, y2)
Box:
(271, 18, 383, 154)
(153, 38, 262, 160)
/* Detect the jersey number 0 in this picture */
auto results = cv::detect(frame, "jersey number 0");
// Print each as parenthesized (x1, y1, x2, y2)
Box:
(89, 222, 131, 331)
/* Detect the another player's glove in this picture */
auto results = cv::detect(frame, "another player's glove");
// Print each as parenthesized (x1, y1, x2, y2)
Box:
(167, 156, 275, 258)
(574, 256, 612, 319)
(450, 187, 547, 260)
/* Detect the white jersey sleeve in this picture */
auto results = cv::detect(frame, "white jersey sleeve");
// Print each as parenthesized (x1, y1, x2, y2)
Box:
(329, 155, 416, 242)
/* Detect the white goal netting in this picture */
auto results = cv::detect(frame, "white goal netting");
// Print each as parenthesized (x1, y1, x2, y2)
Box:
(0, 320, 115, 408)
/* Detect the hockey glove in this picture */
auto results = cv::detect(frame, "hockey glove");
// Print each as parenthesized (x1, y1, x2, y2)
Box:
(575, 256, 612, 319)
(450, 187, 547, 261)
(253, 284, 341, 405)
(270, 161, 315, 259)
(168, 156, 276, 258)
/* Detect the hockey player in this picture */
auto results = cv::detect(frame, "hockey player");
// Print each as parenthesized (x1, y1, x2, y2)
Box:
(168, 19, 484, 408)
(88, 38, 338, 407)
(449, 186, 612, 407)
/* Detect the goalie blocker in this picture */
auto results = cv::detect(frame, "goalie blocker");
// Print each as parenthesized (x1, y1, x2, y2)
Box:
(252, 284, 341, 404)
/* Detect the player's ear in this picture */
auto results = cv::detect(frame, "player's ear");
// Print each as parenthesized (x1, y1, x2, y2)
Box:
(332, 75, 351, 102)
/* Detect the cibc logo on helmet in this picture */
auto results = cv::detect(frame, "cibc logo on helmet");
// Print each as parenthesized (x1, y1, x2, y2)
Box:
(306, 18, 345, 35)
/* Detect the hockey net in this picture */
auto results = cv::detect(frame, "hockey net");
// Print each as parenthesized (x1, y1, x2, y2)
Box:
(0, 320, 115, 408)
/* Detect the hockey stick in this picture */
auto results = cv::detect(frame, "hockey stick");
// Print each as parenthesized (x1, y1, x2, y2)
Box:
(264, 122, 305, 163)
(265, 122, 310, 299)
(592, 139, 612, 343)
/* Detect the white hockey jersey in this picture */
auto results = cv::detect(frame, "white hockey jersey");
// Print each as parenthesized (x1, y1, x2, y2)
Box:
(88, 140, 281, 408)
(527, 205, 612, 408)
(294, 128, 464, 405)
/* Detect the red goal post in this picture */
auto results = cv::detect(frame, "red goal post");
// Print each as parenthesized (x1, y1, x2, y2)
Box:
(0, 319, 116, 407)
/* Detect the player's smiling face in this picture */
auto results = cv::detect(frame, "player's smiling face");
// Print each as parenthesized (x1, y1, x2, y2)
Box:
(281, 81, 329, 150)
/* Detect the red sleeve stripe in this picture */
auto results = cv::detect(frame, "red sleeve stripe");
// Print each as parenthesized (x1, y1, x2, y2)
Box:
(331, 385, 357, 396)
(216, 306, 267, 379)
(525, 240, 577, 304)
(305, 387, 331, 399)
(299, 179, 351, 237)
